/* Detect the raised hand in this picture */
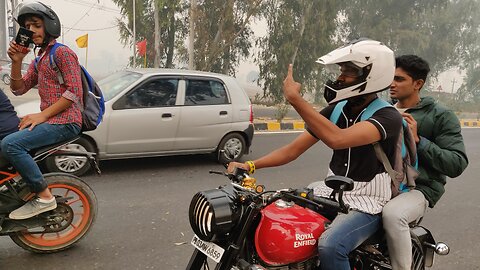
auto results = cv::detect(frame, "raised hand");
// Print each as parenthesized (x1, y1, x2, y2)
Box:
(282, 64, 302, 102)
(7, 41, 30, 63)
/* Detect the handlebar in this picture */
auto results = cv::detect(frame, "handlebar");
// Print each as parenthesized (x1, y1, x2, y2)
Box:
(286, 188, 349, 214)
(210, 167, 349, 214)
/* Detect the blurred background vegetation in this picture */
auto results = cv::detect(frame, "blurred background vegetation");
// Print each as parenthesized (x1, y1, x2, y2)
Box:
(112, 0, 479, 115)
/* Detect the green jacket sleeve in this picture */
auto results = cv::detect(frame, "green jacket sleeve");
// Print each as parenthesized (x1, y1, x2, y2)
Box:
(417, 111, 468, 178)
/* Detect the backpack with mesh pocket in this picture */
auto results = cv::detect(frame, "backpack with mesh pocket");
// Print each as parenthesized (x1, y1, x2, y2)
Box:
(329, 98, 419, 198)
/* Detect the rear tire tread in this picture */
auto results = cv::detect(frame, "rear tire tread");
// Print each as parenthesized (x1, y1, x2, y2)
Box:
(9, 173, 97, 253)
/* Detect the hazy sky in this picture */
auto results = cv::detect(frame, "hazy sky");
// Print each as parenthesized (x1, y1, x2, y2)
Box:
(12, 0, 461, 92)
(14, 0, 262, 82)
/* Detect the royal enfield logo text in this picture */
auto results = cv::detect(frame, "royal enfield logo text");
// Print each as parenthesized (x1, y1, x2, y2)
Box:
(294, 233, 316, 248)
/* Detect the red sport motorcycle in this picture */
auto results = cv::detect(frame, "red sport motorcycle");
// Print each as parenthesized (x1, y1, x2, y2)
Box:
(0, 136, 98, 253)
(186, 167, 449, 270)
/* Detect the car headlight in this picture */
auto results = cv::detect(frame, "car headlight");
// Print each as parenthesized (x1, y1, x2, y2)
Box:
(189, 189, 238, 241)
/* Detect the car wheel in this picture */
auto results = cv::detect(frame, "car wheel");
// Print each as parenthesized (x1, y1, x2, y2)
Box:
(44, 137, 96, 176)
(216, 133, 246, 165)
(3, 74, 10, 85)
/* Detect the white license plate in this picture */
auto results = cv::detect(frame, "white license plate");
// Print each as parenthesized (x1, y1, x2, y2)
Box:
(191, 234, 225, 263)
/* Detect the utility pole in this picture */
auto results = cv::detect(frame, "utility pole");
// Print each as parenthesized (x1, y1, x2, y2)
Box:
(132, 0, 136, 67)
(188, 0, 196, 70)
(10, 0, 17, 37)
(0, 0, 8, 62)
(451, 78, 457, 94)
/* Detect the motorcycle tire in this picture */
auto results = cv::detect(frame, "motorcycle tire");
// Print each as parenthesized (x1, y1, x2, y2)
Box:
(9, 173, 98, 253)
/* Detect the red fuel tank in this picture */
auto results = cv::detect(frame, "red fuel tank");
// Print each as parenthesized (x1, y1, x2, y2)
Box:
(254, 200, 330, 266)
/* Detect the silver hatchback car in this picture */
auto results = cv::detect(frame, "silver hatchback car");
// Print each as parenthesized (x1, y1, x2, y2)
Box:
(15, 69, 254, 175)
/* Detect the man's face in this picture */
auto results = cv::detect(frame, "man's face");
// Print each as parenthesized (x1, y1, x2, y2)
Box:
(337, 63, 362, 85)
(390, 68, 422, 100)
(24, 16, 45, 46)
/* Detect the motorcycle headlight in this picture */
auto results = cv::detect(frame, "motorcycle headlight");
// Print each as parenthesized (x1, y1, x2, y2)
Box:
(189, 189, 238, 241)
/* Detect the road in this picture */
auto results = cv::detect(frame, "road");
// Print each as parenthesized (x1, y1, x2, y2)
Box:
(0, 129, 478, 269)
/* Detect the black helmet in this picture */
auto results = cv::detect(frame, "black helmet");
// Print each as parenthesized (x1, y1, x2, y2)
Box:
(17, 1, 61, 38)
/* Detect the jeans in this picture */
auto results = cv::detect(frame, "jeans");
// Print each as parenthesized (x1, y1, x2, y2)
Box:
(382, 190, 429, 270)
(318, 210, 381, 270)
(0, 123, 80, 193)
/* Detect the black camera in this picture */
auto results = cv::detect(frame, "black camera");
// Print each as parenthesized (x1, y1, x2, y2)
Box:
(15, 27, 34, 53)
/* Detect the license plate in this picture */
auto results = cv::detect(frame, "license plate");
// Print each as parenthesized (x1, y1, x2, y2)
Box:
(191, 234, 225, 263)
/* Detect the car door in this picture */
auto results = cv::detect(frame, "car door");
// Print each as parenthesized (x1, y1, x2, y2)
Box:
(175, 77, 232, 150)
(105, 77, 181, 155)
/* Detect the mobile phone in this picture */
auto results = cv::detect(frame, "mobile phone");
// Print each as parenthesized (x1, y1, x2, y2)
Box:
(15, 27, 34, 53)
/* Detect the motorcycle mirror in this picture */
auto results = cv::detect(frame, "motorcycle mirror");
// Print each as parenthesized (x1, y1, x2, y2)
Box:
(435, 242, 450, 255)
(324, 175, 354, 191)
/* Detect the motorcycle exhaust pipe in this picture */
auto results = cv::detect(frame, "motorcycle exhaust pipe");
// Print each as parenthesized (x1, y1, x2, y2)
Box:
(425, 242, 450, 255)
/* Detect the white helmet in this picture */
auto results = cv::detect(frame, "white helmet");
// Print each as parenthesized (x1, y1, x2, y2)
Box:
(316, 38, 395, 104)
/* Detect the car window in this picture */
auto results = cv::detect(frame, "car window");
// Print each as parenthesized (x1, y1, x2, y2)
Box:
(185, 79, 228, 105)
(125, 79, 179, 108)
(98, 71, 143, 101)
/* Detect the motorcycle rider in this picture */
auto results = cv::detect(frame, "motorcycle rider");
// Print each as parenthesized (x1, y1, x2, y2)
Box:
(228, 38, 401, 270)
(1, 1, 82, 219)
(0, 90, 20, 141)
(383, 54, 468, 270)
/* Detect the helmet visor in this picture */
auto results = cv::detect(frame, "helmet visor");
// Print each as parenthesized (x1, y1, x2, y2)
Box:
(324, 62, 364, 81)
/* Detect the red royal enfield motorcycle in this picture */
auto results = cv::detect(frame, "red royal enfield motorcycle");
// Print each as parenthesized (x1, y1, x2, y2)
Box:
(186, 167, 450, 270)
(0, 136, 98, 253)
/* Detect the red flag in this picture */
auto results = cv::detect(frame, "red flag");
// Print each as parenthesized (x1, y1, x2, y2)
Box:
(136, 39, 147, 56)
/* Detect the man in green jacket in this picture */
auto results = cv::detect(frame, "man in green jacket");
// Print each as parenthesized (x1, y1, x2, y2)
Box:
(383, 54, 469, 270)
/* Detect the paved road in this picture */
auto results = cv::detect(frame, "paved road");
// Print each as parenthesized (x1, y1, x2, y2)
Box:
(0, 129, 478, 269)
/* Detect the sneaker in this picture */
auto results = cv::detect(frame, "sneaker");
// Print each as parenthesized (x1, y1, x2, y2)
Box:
(9, 197, 57, 220)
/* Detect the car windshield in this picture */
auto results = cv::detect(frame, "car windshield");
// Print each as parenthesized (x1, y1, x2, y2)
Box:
(98, 71, 143, 101)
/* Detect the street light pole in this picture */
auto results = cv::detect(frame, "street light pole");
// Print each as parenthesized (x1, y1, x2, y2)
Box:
(188, 0, 196, 69)
(132, 0, 136, 67)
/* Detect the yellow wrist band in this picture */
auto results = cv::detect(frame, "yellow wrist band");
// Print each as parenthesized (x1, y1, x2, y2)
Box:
(245, 161, 255, 174)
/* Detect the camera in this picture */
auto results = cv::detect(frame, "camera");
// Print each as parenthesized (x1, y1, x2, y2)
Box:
(15, 27, 34, 53)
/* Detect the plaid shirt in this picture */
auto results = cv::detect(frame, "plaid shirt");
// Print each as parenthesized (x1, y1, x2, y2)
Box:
(14, 40, 83, 127)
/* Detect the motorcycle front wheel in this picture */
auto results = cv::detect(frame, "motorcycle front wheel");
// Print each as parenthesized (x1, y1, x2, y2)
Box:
(9, 173, 98, 253)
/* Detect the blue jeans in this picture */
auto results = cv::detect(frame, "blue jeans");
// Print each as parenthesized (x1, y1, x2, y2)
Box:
(318, 210, 381, 270)
(0, 123, 80, 193)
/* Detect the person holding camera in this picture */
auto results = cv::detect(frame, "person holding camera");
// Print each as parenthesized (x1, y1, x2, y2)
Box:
(1, 1, 82, 219)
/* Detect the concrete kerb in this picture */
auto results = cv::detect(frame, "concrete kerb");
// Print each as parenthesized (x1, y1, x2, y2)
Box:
(254, 118, 480, 131)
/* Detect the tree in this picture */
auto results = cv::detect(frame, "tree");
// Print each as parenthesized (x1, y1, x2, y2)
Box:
(338, 0, 479, 78)
(188, 0, 263, 74)
(112, 0, 186, 68)
(256, 0, 340, 103)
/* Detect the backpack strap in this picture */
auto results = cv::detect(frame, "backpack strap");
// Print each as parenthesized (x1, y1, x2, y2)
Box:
(329, 100, 347, 124)
(34, 42, 65, 84)
(360, 98, 391, 121)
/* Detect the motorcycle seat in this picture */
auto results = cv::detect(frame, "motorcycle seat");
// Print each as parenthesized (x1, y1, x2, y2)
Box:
(31, 136, 81, 157)
(0, 136, 81, 170)
(0, 155, 8, 169)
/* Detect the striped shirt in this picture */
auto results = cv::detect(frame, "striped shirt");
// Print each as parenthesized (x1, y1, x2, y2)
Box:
(313, 170, 392, 214)
(12, 40, 83, 127)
